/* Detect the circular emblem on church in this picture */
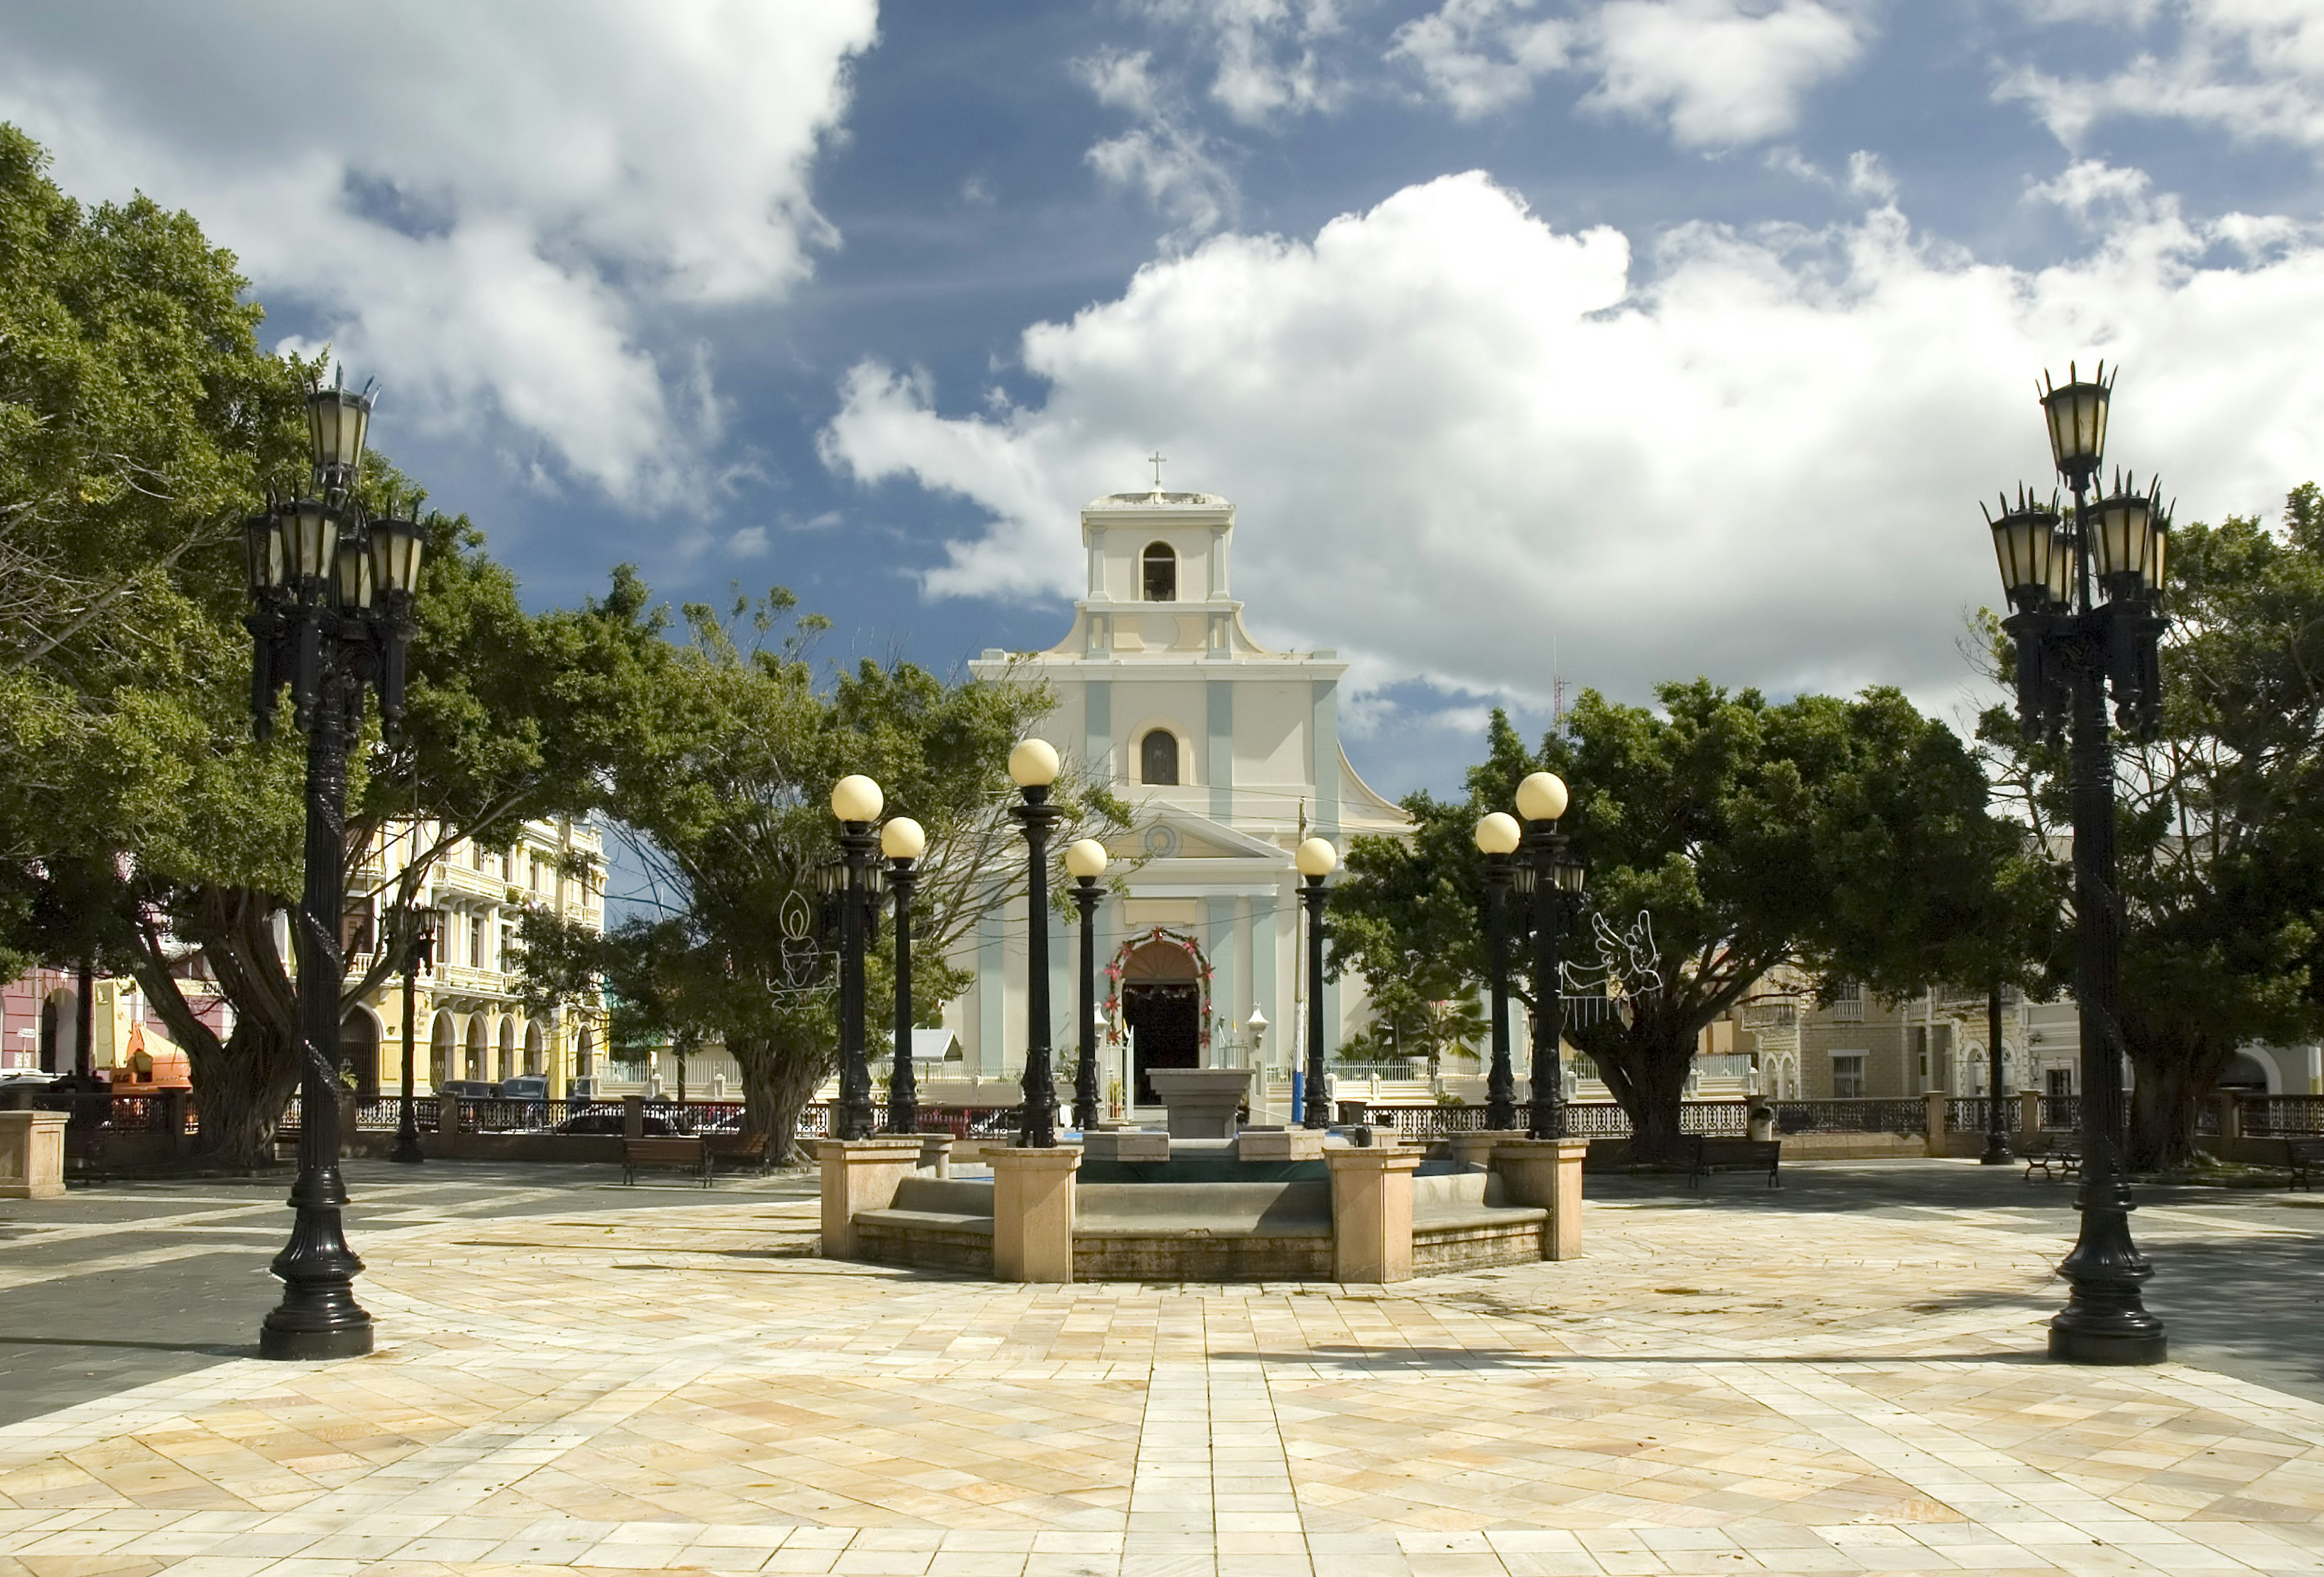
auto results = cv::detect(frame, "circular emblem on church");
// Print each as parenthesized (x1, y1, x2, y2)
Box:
(1141, 825, 1181, 858)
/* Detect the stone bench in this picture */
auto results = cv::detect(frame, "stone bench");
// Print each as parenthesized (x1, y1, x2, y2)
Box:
(854, 1176, 997, 1274)
(1075, 1180, 1333, 1281)
(1411, 1167, 1549, 1274)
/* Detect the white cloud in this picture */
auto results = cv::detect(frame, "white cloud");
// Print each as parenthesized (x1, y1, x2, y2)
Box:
(0, 0, 878, 508)
(1388, 0, 1576, 119)
(1393, 0, 1869, 147)
(1999, 0, 2324, 153)
(821, 169, 2324, 714)
(1078, 48, 1240, 239)
(1131, 0, 1349, 123)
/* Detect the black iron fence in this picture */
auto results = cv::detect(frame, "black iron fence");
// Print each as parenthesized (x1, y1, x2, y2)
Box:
(1770, 1098, 1926, 1136)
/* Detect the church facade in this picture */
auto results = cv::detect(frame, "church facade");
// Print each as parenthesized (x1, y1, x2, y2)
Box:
(950, 487, 1410, 1118)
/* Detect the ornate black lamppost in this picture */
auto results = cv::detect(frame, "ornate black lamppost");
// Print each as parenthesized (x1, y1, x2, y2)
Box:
(830, 774, 885, 1141)
(1981, 989, 2013, 1166)
(1295, 837, 1336, 1129)
(1514, 772, 1583, 1139)
(1474, 811, 1521, 1129)
(1066, 838, 1109, 1132)
(881, 815, 925, 1137)
(1008, 740, 1065, 1147)
(389, 904, 441, 1165)
(1984, 361, 2170, 1366)
(243, 371, 427, 1360)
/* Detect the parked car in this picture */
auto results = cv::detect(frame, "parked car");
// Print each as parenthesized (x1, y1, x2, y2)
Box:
(499, 1076, 548, 1100)
(439, 1079, 497, 1098)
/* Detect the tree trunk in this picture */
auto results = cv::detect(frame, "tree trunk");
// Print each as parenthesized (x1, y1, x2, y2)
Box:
(733, 1033, 833, 1168)
(187, 1018, 304, 1168)
(2120, 1006, 2224, 1173)
(1590, 1011, 1698, 1164)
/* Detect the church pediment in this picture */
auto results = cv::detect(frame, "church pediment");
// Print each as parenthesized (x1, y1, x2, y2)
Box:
(1120, 804, 1288, 865)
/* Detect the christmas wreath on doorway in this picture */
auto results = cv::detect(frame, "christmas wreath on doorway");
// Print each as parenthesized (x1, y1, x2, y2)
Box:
(1101, 925, 1215, 1049)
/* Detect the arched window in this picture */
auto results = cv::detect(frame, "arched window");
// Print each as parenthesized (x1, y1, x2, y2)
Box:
(1141, 729, 1180, 785)
(1143, 541, 1177, 601)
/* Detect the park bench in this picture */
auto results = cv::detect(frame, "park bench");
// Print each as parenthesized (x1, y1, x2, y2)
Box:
(2020, 1132, 2081, 1180)
(707, 1130, 769, 1174)
(1687, 1136, 1781, 1190)
(622, 1135, 711, 1187)
(2280, 1137, 2324, 1191)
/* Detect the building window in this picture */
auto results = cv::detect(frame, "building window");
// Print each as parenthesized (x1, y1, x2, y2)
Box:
(1832, 979, 1863, 1022)
(470, 917, 487, 970)
(1831, 1053, 1866, 1098)
(1143, 541, 1177, 601)
(1141, 729, 1180, 786)
(2047, 1067, 2073, 1097)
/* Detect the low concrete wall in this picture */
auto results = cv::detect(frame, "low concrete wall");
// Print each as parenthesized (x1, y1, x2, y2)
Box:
(1411, 1170, 1546, 1276)
(1585, 1132, 1929, 1168)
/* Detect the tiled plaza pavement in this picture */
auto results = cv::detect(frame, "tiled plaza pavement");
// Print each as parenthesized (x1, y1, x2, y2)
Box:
(8, 1162, 2324, 1576)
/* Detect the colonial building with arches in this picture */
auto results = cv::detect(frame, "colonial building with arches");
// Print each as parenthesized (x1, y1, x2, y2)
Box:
(957, 486, 1411, 1119)
(346, 814, 608, 1099)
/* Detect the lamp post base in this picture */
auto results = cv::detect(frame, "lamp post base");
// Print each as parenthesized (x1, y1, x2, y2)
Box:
(2047, 1321, 2166, 1366)
(1978, 1138, 2014, 1165)
(259, 1321, 376, 1361)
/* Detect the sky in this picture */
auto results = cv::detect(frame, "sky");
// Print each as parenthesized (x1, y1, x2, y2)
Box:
(3, 0, 2322, 803)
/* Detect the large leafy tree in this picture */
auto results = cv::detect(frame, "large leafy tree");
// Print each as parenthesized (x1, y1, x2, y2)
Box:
(1980, 484, 2324, 1168)
(1333, 683, 2003, 1157)
(520, 598, 1128, 1162)
(1, 125, 676, 1161)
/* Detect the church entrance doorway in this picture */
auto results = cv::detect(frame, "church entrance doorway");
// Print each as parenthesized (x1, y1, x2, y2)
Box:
(1121, 940, 1200, 1106)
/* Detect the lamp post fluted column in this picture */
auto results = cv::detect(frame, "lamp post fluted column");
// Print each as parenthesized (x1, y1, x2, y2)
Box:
(390, 906, 438, 1165)
(1475, 812, 1521, 1130)
(1517, 772, 1577, 1140)
(1983, 362, 2168, 1365)
(1295, 837, 1336, 1130)
(1980, 986, 2012, 1165)
(882, 817, 925, 1138)
(1066, 840, 1109, 1133)
(1009, 742, 1065, 1148)
(830, 774, 885, 1142)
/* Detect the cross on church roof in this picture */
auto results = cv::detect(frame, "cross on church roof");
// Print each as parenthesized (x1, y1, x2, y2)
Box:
(1148, 450, 1166, 490)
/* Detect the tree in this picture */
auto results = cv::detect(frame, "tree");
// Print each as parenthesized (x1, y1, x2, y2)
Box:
(1332, 683, 2002, 1157)
(519, 598, 1129, 1163)
(1979, 485, 2324, 1168)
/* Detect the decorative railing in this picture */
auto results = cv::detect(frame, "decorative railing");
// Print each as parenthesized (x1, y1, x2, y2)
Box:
(1768, 1099, 1926, 1136)
(1946, 1097, 1991, 1133)
(2040, 1095, 2079, 1131)
(2239, 1096, 2324, 1136)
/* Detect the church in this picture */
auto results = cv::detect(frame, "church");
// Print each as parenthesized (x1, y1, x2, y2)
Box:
(948, 484, 1411, 1119)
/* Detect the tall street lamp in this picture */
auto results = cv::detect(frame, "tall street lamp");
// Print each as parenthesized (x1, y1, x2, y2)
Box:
(243, 370, 426, 1361)
(1515, 772, 1583, 1139)
(1474, 811, 1521, 1129)
(1296, 837, 1336, 1130)
(1066, 838, 1109, 1132)
(1009, 740, 1064, 1147)
(1984, 361, 2169, 1366)
(882, 816, 925, 1138)
(389, 904, 441, 1165)
(830, 774, 884, 1141)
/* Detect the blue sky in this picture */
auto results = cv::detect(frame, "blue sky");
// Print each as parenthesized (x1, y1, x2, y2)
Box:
(4, 0, 2322, 802)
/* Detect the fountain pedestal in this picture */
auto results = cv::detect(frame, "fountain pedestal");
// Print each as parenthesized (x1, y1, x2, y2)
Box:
(1147, 1067, 1255, 1138)
(992, 1144, 1082, 1282)
(1487, 1138, 1590, 1260)
(1325, 1144, 1423, 1283)
(819, 1136, 925, 1260)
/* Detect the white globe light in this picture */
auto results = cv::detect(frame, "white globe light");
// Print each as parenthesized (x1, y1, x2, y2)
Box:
(1065, 838, 1109, 879)
(880, 817, 926, 860)
(1515, 771, 1569, 823)
(830, 774, 884, 823)
(1295, 837, 1338, 878)
(1008, 737, 1060, 788)
(1474, 811, 1521, 855)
